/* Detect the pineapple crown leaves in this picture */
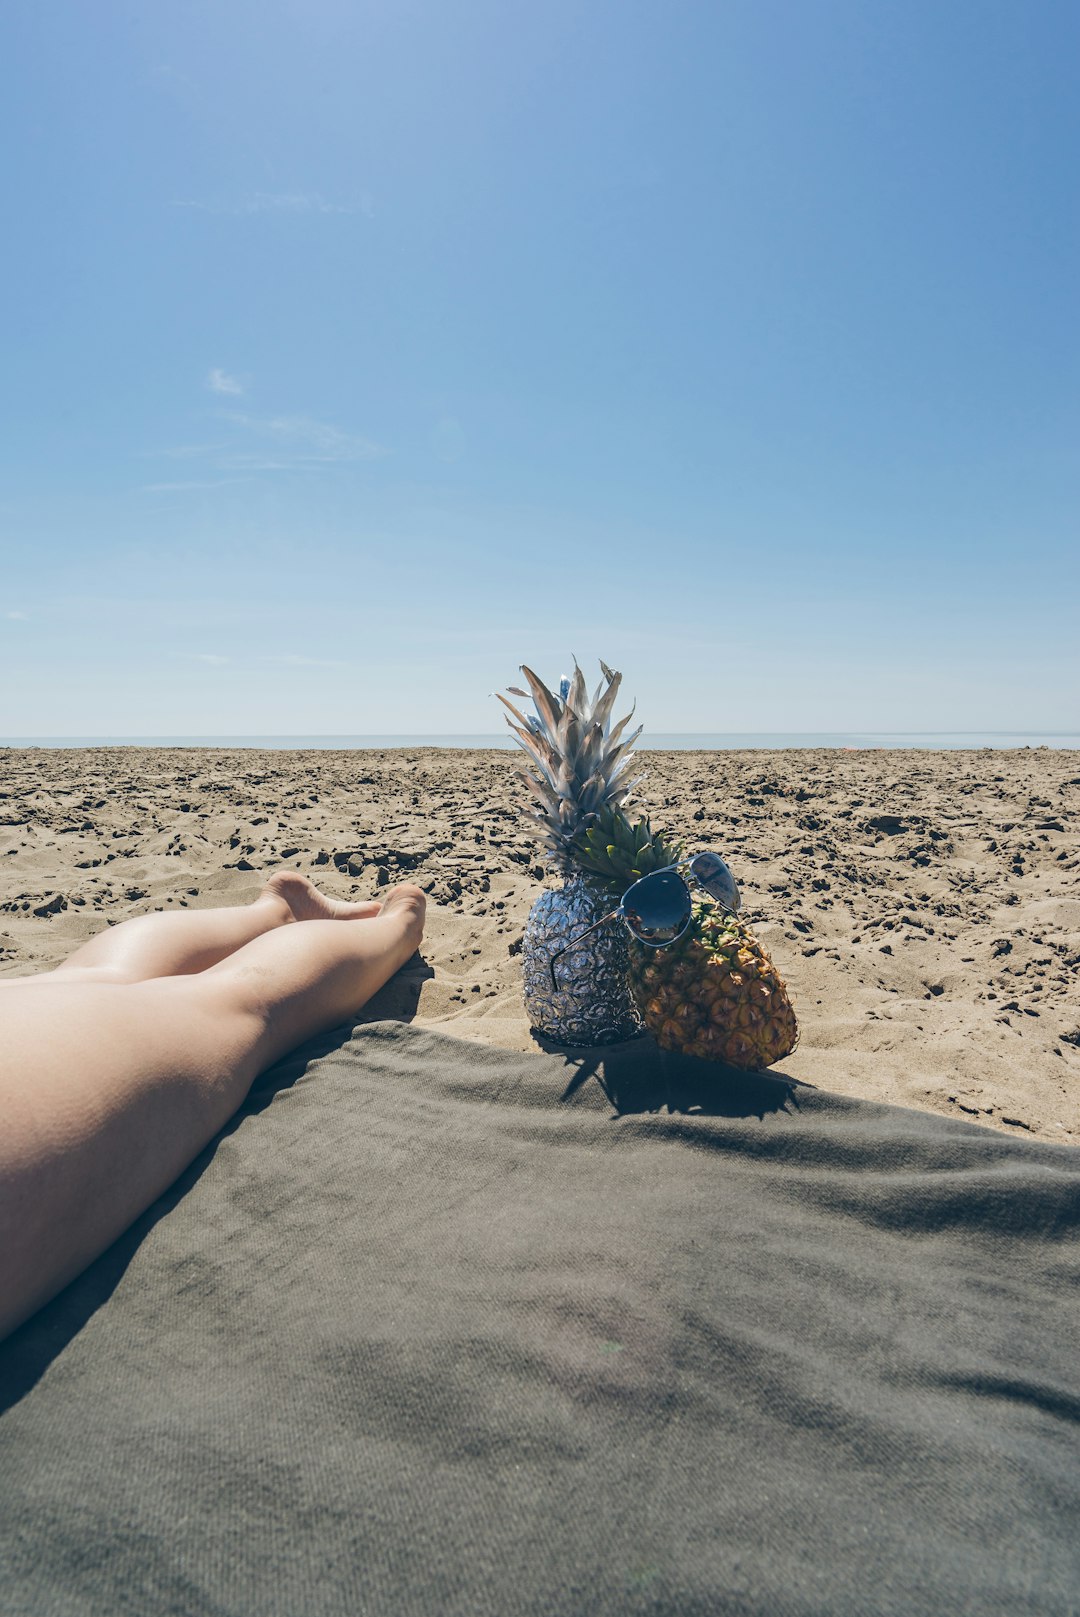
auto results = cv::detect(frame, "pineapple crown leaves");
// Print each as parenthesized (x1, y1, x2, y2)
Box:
(570, 804, 684, 896)
(497, 660, 645, 871)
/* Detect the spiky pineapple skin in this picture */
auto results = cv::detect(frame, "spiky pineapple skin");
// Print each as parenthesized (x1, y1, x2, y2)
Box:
(629, 903, 798, 1070)
(522, 874, 643, 1044)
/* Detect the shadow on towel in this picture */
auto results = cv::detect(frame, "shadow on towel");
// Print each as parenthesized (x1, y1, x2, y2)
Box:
(534, 1030, 807, 1120)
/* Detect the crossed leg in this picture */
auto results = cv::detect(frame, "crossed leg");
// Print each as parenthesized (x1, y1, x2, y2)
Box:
(2, 872, 384, 985)
(0, 878, 426, 1341)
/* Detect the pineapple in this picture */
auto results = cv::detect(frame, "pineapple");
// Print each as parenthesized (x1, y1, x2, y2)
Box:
(502, 663, 797, 1067)
(634, 906, 799, 1069)
(499, 662, 646, 1043)
(573, 807, 799, 1069)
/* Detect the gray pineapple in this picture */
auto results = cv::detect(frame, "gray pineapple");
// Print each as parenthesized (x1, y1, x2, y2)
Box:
(498, 661, 644, 1044)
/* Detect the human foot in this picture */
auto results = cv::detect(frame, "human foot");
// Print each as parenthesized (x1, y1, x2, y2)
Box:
(261, 872, 383, 924)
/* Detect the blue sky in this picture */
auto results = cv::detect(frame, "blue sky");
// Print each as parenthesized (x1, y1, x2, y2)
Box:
(1, 0, 1077, 735)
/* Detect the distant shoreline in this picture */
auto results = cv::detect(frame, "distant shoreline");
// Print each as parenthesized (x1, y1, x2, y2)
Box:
(2, 733, 1078, 752)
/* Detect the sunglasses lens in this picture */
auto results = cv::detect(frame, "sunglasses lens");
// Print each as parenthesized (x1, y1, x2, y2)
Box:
(690, 851, 741, 912)
(623, 870, 692, 944)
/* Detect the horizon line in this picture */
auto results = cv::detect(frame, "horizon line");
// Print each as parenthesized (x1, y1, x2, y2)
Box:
(3, 729, 1078, 743)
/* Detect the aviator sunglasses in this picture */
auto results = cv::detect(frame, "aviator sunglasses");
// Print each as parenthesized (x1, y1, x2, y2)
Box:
(549, 851, 741, 992)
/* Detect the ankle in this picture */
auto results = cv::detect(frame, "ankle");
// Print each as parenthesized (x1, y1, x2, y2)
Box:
(381, 885, 426, 954)
(254, 892, 295, 930)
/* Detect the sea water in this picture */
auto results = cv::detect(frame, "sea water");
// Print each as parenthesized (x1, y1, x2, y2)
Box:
(2, 733, 1077, 751)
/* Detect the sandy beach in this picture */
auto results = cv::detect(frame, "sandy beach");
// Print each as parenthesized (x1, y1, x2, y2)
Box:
(1, 744, 1076, 1143)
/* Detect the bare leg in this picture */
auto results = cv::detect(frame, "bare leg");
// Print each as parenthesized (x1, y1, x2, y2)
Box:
(39, 873, 382, 985)
(0, 884, 425, 1341)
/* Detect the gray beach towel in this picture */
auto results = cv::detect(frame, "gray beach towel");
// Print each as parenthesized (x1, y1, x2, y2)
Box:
(1, 1021, 1078, 1616)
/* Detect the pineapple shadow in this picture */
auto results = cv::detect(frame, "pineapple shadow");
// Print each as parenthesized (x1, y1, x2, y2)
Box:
(534, 1032, 809, 1120)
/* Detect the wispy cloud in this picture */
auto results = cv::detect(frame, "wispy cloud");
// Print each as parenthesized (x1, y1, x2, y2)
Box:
(174, 191, 371, 218)
(260, 654, 349, 669)
(224, 413, 385, 466)
(186, 651, 345, 670)
(207, 368, 243, 396)
(5, 610, 28, 620)
(242, 191, 362, 216)
(148, 412, 385, 484)
(153, 442, 228, 460)
(143, 479, 246, 493)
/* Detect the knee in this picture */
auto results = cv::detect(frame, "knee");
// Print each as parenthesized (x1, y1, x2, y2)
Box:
(143, 975, 268, 1082)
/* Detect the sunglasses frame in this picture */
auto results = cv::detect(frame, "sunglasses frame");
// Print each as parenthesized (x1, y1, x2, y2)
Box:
(548, 852, 740, 994)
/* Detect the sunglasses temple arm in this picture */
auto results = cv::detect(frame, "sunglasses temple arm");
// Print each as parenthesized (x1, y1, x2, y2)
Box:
(548, 909, 621, 992)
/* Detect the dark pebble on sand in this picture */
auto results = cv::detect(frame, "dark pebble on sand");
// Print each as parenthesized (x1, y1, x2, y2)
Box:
(32, 894, 67, 917)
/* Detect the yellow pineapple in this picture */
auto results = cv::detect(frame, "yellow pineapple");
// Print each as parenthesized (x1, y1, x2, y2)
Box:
(572, 806, 798, 1070)
(630, 903, 798, 1068)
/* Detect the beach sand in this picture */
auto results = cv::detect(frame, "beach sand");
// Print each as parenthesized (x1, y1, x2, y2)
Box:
(1, 745, 1077, 1143)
